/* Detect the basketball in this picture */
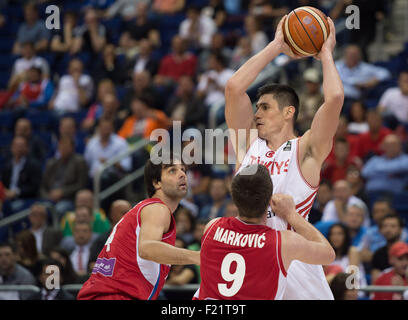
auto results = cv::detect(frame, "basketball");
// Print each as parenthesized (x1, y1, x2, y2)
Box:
(283, 6, 330, 57)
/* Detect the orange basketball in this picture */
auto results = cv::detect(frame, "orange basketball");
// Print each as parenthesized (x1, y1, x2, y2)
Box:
(283, 6, 330, 57)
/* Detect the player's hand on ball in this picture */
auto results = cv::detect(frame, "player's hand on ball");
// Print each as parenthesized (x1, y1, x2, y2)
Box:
(315, 17, 336, 60)
(273, 15, 303, 60)
(270, 194, 296, 220)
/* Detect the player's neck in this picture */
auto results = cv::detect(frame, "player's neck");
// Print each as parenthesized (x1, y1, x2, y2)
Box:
(152, 192, 180, 213)
(265, 127, 296, 151)
(236, 215, 265, 225)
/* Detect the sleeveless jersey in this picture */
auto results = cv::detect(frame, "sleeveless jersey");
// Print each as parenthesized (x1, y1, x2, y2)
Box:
(77, 198, 176, 300)
(236, 137, 334, 300)
(198, 217, 287, 300)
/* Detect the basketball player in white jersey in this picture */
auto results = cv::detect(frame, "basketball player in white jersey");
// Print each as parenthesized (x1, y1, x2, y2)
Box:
(226, 15, 343, 299)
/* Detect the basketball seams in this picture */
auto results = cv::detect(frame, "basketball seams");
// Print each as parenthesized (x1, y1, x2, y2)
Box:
(300, 7, 328, 42)
(293, 9, 319, 53)
(284, 14, 313, 56)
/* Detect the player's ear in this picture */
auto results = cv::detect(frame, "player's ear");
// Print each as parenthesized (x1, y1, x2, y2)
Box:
(283, 106, 295, 119)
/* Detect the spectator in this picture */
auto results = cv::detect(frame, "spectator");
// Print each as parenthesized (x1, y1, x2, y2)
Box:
(357, 110, 393, 161)
(28, 203, 63, 256)
(83, 92, 122, 133)
(165, 76, 207, 130)
(70, 7, 109, 59)
(53, 116, 86, 156)
(229, 36, 252, 71)
(322, 138, 361, 184)
(118, 95, 170, 142)
(343, 203, 368, 247)
(372, 242, 408, 300)
(125, 2, 161, 47)
(310, 180, 333, 224)
(327, 116, 360, 162)
(329, 272, 359, 300)
(92, 43, 127, 85)
(345, 165, 367, 204)
(244, 14, 269, 55)
(121, 70, 159, 117)
(104, 0, 142, 21)
(361, 134, 408, 195)
(40, 136, 88, 217)
(49, 58, 94, 114)
(371, 214, 406, 282)
(347, 100, 369, 135)
(25, 258, 75, 300)
(325, 223, 367, 291)
(297, 68, 324, 135)
(48, 247, 79, 285)
(378, 70, 408, 129)
(62, 221, 95, 279)
(89, 199, 131, 262)
(199, 177, 229, 220)
(359, 198, 408, 263)
(50, 10, 78, 55)
(116, 31, 139, 63)
(12, 1, 50, 55)
(1, 136, 41, 201)
(154, 35, 197, 86)
(198, 33, 232, 74)
(197, 51, 234, 108)
(129, 38, 159, 78)
(60, 193, 111, 237)
(174, 207, 195, 246)
(321, 180, 369, 227)
(82, 78, 116, 131)
(13, 117, 47, 163)
(179, 6, 217, 50)
(0, 242, 37, 300)
(9, 66, 54, 110)
(202, 0, 227, 28)
(9, 41, 50, 89)
(335, 45, 390, 100)
(14, 230, 43, 277)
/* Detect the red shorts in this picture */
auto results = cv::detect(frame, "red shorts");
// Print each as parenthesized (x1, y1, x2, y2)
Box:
(78, 292, 134, 300)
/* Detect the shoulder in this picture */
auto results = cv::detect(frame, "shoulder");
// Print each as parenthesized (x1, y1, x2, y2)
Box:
(204, 217, 222, 234)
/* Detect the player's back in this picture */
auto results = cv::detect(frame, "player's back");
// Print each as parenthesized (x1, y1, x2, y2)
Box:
(77, 198, 176, 300)
(199, 217, 287, 300)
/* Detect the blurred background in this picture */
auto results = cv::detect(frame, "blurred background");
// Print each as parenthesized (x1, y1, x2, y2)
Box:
(0, 0, 407, 300)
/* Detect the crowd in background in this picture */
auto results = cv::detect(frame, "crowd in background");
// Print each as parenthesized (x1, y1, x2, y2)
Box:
(0, 0, 407, 300)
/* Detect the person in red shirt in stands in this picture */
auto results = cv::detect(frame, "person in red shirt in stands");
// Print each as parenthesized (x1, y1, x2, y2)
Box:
(357, 109, 392, 161)
(154, 35, 197, 86)
(322, 137, 361, 184)
(372, 241, 408, 300)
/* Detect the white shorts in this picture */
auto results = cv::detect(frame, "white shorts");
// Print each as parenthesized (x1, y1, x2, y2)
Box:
(283, 260, 333, 300)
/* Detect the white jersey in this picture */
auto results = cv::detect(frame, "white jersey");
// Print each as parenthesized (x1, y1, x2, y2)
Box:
(236, 137, 334, 300)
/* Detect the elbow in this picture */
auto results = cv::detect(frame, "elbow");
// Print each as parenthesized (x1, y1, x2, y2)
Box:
(225, 78, 241, 94)
(327, 92, 344, 107)
(138, 243, 151, 261)
(325, 246, 336, 265)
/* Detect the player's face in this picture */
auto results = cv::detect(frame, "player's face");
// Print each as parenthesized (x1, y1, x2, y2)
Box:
(159, 164, 188, 200)
(254, 95, 285, 140)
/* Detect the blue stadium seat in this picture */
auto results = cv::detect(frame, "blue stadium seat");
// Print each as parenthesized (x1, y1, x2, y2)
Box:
(26, 110, 56, 132)
(392, 192, 408, 214)
(0, 110, 14, 132)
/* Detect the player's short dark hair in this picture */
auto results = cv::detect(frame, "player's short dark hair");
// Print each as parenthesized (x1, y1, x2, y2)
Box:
(144, 151, 185, 198)
(231, 164, 273, 219)
(257, 83, 300, 123)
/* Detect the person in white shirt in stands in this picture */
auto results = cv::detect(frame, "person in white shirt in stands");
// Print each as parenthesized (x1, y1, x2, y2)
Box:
(197, 51, 234, 108)
(67, 221, 94, 277)
(335, 45, 390, 100)
(179, 6, 217, 50)
(84, 118, 131, 179)
(378, 70, 408, 128)
(321, 179, 370, 227)
(49, 58, 94, 114)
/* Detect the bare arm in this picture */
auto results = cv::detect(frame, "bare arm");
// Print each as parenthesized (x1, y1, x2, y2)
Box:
(271, 194, 335, 271)
(138, 204, 200, 265)
(225, 16, 300, 157)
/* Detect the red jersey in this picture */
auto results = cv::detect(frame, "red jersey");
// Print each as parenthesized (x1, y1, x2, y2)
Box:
(77, 198, 176, 300)
(372, 268, 408, 300)
(198, 217, 287, 300)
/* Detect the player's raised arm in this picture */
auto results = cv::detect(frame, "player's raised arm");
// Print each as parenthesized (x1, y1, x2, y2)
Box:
(138, 203, 200, 265)
(271, 194, 335, 271)
(306, 17, 344, 163)
(225, 15, 299, 154)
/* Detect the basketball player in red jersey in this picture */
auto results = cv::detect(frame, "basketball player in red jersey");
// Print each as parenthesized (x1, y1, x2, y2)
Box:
(77, 155, 200, 300)
(225, 16, 343, 299)
(198, 164, 335, 300)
